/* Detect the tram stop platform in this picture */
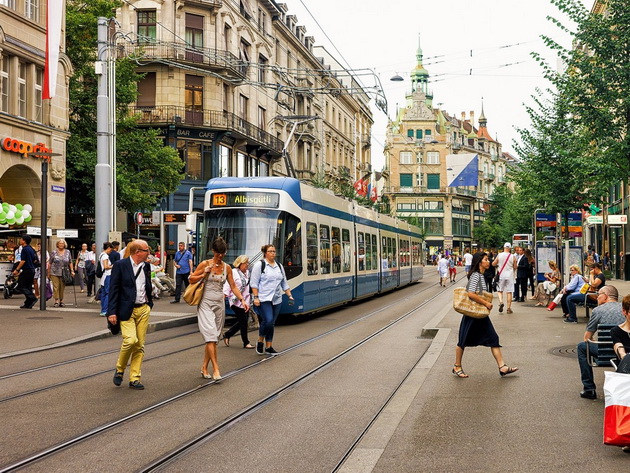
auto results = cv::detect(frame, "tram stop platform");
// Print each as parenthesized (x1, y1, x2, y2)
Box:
(3, 279, 630, 471)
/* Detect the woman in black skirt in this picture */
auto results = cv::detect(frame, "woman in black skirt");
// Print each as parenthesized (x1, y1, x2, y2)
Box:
(453, 251, 519, 378)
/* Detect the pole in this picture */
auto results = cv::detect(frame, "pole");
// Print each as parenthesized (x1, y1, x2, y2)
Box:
(40, 159, 48, 311)
(95, 17, 112, 261)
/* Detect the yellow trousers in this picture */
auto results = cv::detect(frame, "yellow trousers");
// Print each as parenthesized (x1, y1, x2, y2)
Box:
(115, 304, 151, 382)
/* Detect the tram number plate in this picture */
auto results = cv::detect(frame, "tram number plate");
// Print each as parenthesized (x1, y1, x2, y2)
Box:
(211, 192, 279, 208)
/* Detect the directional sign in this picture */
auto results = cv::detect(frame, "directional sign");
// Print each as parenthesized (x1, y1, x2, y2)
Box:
(587, 216, 603, 224)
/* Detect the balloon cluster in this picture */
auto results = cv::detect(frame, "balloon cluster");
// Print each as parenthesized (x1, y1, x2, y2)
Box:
(0, 203, 33, 226)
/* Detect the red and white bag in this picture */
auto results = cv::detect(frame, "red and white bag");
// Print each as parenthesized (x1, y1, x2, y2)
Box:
(603, 371, 630, 446)
(547, 293, 563, 311)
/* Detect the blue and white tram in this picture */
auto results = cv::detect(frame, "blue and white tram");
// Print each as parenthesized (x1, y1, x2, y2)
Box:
(195, 177, 424, 316)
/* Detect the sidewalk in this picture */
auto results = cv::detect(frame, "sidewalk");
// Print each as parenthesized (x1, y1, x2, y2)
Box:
(0, 291, 197, 358)
(341, 278, 630, 472)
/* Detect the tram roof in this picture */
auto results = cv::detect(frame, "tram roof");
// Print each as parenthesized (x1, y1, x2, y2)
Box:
(206, 176, 303, 201)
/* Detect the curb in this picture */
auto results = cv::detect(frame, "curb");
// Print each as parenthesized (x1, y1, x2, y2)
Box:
(0, 315, 198, 359)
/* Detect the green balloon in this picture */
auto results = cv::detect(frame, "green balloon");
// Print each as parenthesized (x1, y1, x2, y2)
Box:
(15, 204, 23, 211)
(0, 212, 5, 220)
(24, 214, 32, 222)
(0, 218, 5, 225)
(6, 218, 15, 225)
(14, 210, 21, 218)
(1, 203, 8, 211)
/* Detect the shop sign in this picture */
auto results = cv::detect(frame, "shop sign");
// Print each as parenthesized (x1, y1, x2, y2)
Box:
(2, 137, 53, 160)
(51, 185, 65, 193)
(608, 215, 628, 225)
(587, 216, 603, 224)
(57, 229, 78, 238)
(175, 129, 217, 140)
(27, 226, 53, 236)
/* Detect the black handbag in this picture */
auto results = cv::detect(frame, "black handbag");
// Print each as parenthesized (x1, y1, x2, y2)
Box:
(616, 354, 630, 374)
(62, 266, 74, 285)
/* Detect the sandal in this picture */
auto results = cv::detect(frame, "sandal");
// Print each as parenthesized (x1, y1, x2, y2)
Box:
(223, 337, 230, 347)
(499, 364, 519, 377)
(452, 364, 469, 378)
(244, 344, 255, 349)
(53, 302, 59, 308)
(59, 302, 65, 308)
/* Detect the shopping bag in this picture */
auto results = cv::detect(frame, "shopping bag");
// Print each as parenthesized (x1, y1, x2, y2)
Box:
(547, 292, 563, 311)
(45, 279, 53, 301)
(579, 283, 590, 295)
(603, 371, 630, 446)
(452, 287, 492, 319)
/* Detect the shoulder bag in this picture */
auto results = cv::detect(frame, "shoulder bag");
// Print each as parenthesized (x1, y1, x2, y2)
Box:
(493, 254, 511, 287)
(183, 263, 210, 306)
(453, 275, 492, 318)
(62, 260, 74, 285)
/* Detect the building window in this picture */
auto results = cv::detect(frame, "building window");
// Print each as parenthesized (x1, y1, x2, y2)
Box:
(137, 71, 156, 107)
(259, 160, 269, 176)
(397, 203, 416, 210)
(426, 151, 440, 164)
(258, 106, 266, 130)
(237, 152, 246, 177)
(0, 0, 16, 9)
(185, 75, 203, 124)
(0, 55, 8, 113)
(137, 10, 157, 41)
(239, 94, 248, 121)
(424, 201, 443, 210)
(223, 24, 231, 52)
(416, 173, 423, 187)
(258, 54, 267, 83)
(427, 173, 440, 190)
(416, 129, 423, 139)
(186, 142, 202, 180)
(219, 145, 231, 177)
(25, 0, 39, 21)
(407, 129, 414, 138)
(185, 14, 204, 61)
(240, 39, 251, 77)
(452, 217, 471, 237)
(400, 173, 413, 188)
(422, 217, 443, 235)
(34, 68, 43, 122)
(18, 62, 26, 118)
(257, 8, 266, 34)
(399, 151, 413, 165)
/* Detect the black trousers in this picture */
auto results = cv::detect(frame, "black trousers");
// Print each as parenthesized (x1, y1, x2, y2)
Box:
(16, 268, 37, 306)
(174, 272, 190, 301)
(514, 277, 527, 301)
(86, 273, 96, 296)
(224, 305, 251, 346)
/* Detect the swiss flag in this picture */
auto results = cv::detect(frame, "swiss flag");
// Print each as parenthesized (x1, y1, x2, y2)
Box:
(354, 179, 367, 196)
(603, 371, 630, 446)
(370, 185, 378, 202)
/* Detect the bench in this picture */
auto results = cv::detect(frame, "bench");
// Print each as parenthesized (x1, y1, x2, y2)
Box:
(586, 324, 617, 368)
(577, 292, 598, 318)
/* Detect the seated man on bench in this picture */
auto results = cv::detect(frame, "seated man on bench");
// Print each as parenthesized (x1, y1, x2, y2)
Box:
(565, 263, 606, 323)
(576, 285, 623, 399)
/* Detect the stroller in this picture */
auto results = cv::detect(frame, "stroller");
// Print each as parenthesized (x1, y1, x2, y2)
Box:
(3, 274, 18, 299)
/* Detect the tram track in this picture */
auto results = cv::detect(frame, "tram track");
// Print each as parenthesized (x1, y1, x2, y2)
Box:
(0, 277, 456, 472)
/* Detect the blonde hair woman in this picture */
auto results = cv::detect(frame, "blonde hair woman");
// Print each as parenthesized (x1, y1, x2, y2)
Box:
(49, 239, 74, 307)
(222, 255, 254, 349)
(533, 261, 561, 306)
(558, 264, 586, 321)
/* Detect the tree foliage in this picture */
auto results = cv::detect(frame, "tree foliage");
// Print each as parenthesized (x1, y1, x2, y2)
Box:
(66, 0, 183, 213)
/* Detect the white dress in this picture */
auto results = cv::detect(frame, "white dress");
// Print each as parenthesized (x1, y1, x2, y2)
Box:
(197, 263, 228, 343)
(437, 258, 449, 278)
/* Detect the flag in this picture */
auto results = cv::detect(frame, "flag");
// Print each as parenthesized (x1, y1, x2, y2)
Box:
(354, 178, 368, 196)
(43, 0, 64, 99)
(446, 153, 479, 187)
(370, 185, 377, 202)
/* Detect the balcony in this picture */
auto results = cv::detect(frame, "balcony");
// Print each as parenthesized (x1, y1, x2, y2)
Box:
(384, 185, 447, 194)
(120, 41, 247, 81)
(485, 173, 495, 181)
(130, 105, 284, 155)
(180, 0, 222, 6)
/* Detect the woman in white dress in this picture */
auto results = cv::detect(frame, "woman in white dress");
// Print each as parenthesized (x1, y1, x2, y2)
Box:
(189, 238, 249, 380)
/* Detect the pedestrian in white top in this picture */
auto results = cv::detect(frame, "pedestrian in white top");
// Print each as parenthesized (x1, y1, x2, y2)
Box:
(463, 248, 473, 274)
(437, 254, 449, 287)
(492, 242, 517, 314)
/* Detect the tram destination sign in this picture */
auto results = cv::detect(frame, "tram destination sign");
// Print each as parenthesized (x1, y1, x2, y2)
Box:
(211, 192, 280, 208)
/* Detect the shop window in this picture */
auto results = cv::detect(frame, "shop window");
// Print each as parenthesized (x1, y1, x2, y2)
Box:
(306, 222, 318, 275)
(342, 229, 351, 272)
(186, 142, 202, 180)
(219, 145, 231, 177)
(138, 10, 157, 42)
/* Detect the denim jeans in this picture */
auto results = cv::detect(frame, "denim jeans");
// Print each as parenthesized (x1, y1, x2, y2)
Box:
(577, 341, 598, 390)
(100, 276, 110, 314)
(257, 301, 282, 342)
(174, 272, 190, 302)
(566, 292, 584, 321)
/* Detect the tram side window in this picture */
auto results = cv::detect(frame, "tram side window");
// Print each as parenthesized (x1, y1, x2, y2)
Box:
(342, 229, 351, 272)
(382, 236, 388, 269)
(372, 234, 378, 270)
(358, 232, 365, 271)
(392, 238, 397, 268)
(365, 233, 371, 271)
(332, 226, 341, 274)
(320, 225, 331, 274)
(401, 240, 409, 267)
(306, 222, 318, 275)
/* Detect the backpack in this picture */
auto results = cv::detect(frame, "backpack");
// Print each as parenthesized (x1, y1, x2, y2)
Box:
(260, 260, 286, 279)
(95, 258, 104, 278)
(585, 253, 595, 267)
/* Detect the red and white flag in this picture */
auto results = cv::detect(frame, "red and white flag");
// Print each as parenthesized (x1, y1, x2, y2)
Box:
(353, 178, 367, 197)
(43, 0, 64, 99)
(603, 371, 630, 446)
(370, 185, 377, 202)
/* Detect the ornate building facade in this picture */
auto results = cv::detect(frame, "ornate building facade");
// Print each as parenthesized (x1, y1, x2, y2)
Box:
(115, 0, 373, 212)
(383, 41, 511, 256)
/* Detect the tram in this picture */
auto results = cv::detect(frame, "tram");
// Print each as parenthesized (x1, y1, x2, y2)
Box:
(191, 177, 424, 316)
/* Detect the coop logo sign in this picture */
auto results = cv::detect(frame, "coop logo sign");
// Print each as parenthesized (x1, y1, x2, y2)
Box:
(2, 137, 53, 159)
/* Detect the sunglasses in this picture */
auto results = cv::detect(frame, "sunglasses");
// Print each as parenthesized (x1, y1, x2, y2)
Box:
(138, 248, 150, 252)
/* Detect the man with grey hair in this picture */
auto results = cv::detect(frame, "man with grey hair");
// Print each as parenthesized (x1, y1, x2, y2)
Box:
(576, 285, 624, 399)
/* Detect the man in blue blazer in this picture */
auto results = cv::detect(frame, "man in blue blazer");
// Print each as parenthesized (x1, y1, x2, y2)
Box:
(107, 240, 154, 390)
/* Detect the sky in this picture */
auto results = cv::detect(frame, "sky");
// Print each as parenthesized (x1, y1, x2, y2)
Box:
(283, 0, 592, 170)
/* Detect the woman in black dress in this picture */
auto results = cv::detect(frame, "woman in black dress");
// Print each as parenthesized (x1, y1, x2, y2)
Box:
(453, 251, 519, 378)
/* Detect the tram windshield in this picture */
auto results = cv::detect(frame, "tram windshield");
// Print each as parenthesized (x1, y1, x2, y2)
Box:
(202, 208, 302, 280)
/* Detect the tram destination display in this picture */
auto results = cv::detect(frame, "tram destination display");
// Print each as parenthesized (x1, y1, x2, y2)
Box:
(211, 192, 280, 208)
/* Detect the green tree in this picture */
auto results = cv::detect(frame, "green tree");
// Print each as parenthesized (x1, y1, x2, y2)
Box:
(533, 0, 630, 200)
(66, 1, 183, 213)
